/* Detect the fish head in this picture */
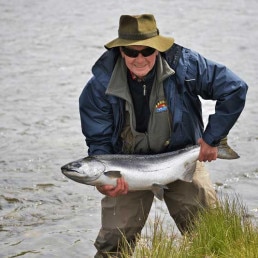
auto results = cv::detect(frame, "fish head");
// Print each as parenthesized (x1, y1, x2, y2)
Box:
(61, 156, 105, 185)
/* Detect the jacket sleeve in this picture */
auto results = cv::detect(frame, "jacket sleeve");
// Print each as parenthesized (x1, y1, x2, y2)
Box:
(79, 77, 114, 155)
(185, 50, 248, 146)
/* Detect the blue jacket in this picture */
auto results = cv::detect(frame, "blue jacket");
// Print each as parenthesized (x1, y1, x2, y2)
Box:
(79, 44, 248, 155)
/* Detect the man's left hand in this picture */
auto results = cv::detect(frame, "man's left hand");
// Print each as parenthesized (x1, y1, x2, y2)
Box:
(198, 138, 218, 162)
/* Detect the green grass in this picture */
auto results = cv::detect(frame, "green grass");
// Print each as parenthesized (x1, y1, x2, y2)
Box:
(116, 196, 258, 258)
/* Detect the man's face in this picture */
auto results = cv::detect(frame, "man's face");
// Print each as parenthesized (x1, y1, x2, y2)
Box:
(120, 45, 158, 79)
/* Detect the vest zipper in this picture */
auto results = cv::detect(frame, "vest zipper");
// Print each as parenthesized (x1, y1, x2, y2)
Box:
(143, 84, 146, 96)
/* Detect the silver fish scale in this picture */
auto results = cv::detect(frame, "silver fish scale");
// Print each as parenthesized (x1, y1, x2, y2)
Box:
(92, 146, 199, 173)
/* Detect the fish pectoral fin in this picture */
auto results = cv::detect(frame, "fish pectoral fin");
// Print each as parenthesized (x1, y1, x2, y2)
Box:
(104, 171, 122, 178)
(151, 184, 168, 201)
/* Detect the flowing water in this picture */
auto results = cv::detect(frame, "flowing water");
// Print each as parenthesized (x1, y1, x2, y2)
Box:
(0, 0, 257, 257)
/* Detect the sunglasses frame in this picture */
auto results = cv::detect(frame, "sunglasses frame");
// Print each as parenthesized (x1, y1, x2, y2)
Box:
(121, 46, 156, 58)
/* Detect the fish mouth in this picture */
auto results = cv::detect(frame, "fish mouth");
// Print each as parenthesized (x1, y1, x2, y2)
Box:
(61, 168, 101, 183)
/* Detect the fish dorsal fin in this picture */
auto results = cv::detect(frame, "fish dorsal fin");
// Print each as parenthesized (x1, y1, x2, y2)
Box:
(151, 184, 169, 201)
(104, 171, 122, 178)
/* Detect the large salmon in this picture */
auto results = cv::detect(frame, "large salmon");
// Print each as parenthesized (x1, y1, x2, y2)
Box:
(61, 138, 239, 200)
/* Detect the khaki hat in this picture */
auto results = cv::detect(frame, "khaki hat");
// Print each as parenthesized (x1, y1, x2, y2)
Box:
(105, 14, 174, 52)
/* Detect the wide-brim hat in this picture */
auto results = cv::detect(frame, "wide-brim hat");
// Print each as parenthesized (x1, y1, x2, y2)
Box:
(105, 14, 174, 52)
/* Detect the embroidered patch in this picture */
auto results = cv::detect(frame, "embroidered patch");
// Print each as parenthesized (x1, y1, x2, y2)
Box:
(155, 100, 168, 113)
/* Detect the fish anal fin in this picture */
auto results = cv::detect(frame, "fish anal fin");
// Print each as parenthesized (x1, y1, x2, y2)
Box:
(151, 184, 168, 201)
(104, 171, 122, 178)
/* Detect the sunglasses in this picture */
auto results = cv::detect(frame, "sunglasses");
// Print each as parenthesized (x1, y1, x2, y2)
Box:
(121, 46, 156, 58)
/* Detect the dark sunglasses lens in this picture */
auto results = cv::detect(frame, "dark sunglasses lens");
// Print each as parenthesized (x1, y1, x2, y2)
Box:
(141, 47, 156, 57)
(122, 47, 138, 57)
(122, 47, 155, 57)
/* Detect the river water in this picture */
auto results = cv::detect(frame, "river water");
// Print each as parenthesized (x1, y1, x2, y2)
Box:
(0, 0, 257, 257)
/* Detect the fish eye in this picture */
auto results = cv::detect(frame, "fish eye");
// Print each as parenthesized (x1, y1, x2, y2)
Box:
(72, 161, 82, 168)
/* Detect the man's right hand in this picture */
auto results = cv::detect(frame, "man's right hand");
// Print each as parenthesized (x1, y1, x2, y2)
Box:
(96, 177, 129, 197)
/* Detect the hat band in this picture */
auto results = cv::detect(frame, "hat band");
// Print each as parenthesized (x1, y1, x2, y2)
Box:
(119, 29, 159, 40)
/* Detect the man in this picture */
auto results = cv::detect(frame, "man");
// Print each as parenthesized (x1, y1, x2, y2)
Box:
(79, 14, 248, 257)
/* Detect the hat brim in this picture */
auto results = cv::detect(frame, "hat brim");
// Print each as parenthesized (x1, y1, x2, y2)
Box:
(105, 35, 174, 52)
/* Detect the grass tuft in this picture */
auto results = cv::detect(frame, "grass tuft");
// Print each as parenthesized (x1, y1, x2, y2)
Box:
(117, 195, 258, 258)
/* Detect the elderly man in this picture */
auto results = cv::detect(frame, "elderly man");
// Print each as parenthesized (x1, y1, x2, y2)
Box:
(79, 14, 248, 257)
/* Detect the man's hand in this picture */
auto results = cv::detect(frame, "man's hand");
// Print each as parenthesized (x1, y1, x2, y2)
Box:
(96, 177, 129, 197)
(198, 138, 218, 162)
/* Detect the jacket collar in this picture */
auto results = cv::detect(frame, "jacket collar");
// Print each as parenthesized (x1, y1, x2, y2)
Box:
(105, 56, 132, 103)
(92, 48, 120, 89)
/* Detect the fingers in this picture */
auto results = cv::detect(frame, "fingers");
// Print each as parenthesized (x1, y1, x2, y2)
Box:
(198, 152, 217, 162)
(96, 178, 129, 197)
(198, 138, 218, 162)
(116, 177, 129, 195)
(198, 150, 217, 162)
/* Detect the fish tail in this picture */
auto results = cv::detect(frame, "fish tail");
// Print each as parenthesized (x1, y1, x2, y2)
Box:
(217, 137, 240, 160)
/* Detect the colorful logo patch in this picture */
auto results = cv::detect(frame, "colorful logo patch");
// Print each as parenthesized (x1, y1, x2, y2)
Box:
(155, 100, 168, 113)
